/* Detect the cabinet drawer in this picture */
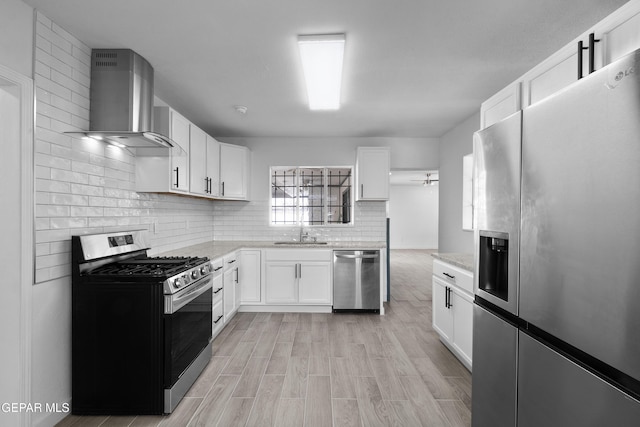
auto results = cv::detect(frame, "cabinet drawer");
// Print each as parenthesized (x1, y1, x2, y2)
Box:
(433, 259, 473, 294)
(223, 252, 238, 270)
(212, 299, 224, 336)
(265, 249, 331, 262)
(212, 274, 223, 304)
(211, 257, 224, 274)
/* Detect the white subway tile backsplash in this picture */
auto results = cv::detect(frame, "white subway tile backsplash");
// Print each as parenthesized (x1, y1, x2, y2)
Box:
(212, 200, 386, 242)
(37, 127, 72, 147)
(50, 168, 89, 184)
(69, 206, 104, 217)
(50, 193, 88, 206)
(50, 217, 88, 229)
(35, 36, 52, 55)
(36, 178, 70, 193)
(35, 74, 72, 101)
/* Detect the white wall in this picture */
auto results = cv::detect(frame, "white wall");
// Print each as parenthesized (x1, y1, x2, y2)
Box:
(216, 136, 439, 243)
(221, 136, 440, 201)
(0, 0, 33, 77)
(438, 112, 478, 253)
(30, 11, 216, 426)
(389, 184, 438, 249)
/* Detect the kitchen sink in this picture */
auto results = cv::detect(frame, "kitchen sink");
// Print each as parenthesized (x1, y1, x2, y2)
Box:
(273, 241, 328, 245)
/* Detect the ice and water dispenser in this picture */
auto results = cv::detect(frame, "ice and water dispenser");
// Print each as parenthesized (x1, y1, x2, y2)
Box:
(478, 231, 509, 302)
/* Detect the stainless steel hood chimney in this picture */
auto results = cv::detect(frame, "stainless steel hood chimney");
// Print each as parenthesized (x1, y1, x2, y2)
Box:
(66, 49, 176, 151)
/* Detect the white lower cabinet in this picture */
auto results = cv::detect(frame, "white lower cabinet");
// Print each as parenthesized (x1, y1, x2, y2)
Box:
(223, 253, 240, 322)
(432, 260, 473, 371)
(264, 249, 332, 306)
(211, 260, 225, 338)
(239, 250, 261, 304)
(265, 262, 298, 303)
(298, 263, 332, 304)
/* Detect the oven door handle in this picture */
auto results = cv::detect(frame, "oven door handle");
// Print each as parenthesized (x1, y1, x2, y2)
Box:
(165, 276, 213, 314)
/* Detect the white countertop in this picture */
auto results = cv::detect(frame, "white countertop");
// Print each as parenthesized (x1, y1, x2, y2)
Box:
(159, 240, 386, 260)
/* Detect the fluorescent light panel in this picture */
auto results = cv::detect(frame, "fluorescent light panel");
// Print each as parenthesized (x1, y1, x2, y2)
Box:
(297, 34, 345, 110)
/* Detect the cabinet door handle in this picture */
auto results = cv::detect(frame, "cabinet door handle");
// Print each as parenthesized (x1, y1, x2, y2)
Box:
(213, 315, 224, 324)
(577, 40, 587, 80)
(205, 177, 209, 193)
(213, 287, 223, 294)
(222, 181, 225, 196)
(443, 272, 455, 280)
(298, 263, 302, 279)
(588, 32, 600, 75)
(361, 184, 364, 198)
(578, 33, 601, 80)
(213, 266, 223, 272)
(174, 167, 179, 188)
(235, 267, 239, 283)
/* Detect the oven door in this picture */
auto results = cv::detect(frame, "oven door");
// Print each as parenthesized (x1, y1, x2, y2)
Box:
(164, 275, 213, 389)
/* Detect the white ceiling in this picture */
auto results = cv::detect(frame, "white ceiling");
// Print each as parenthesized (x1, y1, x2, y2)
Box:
(23, 0, 629, 138)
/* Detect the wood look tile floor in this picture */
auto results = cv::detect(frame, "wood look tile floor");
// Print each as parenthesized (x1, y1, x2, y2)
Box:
(58, 250, 471, 427)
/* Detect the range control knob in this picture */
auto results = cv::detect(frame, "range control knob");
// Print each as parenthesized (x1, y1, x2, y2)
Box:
(173, 278, 182, 288)
(191, 270, 198, 280)
(200, 265, 209, 275)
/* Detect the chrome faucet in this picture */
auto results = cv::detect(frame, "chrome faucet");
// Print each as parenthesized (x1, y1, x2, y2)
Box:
(299, 227, 309, 242)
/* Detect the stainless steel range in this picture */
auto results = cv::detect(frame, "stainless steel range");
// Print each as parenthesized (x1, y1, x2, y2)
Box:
(71, 230, 212, 415)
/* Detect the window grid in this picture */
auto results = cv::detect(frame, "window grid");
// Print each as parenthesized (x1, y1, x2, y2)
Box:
(270, 167, 352, 226)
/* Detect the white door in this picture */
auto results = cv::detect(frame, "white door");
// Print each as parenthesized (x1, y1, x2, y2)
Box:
(298, 262, 331, 304)
(240, 250, 261, 303)
(223, 268, 236, 320)
(206, 136, 221, 197)
(0, 66, 33, 426)
(452, 289, 474, 367)
(432, 278, 453, 341)
(170, 111, 190, 192)
(189, 124, 208, 196)
(219, 143, 247, 199)
(265, 262, 297, 303)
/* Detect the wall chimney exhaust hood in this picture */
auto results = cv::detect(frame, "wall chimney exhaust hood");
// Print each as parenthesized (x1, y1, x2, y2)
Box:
(66, 49, 178, 154)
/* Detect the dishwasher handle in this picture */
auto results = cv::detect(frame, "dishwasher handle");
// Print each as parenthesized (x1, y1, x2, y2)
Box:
(335, 253, 379, 259)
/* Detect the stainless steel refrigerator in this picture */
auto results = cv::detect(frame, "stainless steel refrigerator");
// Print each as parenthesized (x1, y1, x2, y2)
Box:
(472, 48, 640, 426)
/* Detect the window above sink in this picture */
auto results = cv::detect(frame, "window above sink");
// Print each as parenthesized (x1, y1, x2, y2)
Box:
(270, 166, 353, 226)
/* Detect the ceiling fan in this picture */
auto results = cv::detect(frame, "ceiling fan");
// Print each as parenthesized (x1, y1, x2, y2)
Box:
(411, 173, 439, 186)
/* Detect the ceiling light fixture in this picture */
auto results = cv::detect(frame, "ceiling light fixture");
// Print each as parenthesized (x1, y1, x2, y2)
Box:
(297, 34, 345, 110)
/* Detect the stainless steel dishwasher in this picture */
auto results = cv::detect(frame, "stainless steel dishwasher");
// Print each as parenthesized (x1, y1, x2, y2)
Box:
(333, 250, 380, 312)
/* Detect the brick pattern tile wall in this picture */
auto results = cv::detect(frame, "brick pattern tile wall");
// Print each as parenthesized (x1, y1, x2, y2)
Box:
(213, 200, 387, 242)
(33, 11, 215, 284)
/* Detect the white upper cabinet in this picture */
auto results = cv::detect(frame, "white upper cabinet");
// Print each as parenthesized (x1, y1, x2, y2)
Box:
(602, 5, 640, 65)
(169, 110, 190, 192)
(219, 142, 249, 200)
(355, 147, 390, 201)
(206, 136, 221, 198)
(136, 105, 248, 200)
(189, 124, 208, 196)
(480, 82, 521, 129)
(135, 106, 190, 193)
(482, 1, 640, 128)
(190, 127, 220, 198)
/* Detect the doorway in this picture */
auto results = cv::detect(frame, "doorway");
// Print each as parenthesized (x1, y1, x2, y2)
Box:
(0, 65, 34, 426)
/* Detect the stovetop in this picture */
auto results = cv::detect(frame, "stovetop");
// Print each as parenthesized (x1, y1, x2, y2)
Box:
(86, 256, 209, 278)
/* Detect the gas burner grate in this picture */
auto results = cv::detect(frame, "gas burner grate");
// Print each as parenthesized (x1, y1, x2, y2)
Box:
(86, 256, 209, 277)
